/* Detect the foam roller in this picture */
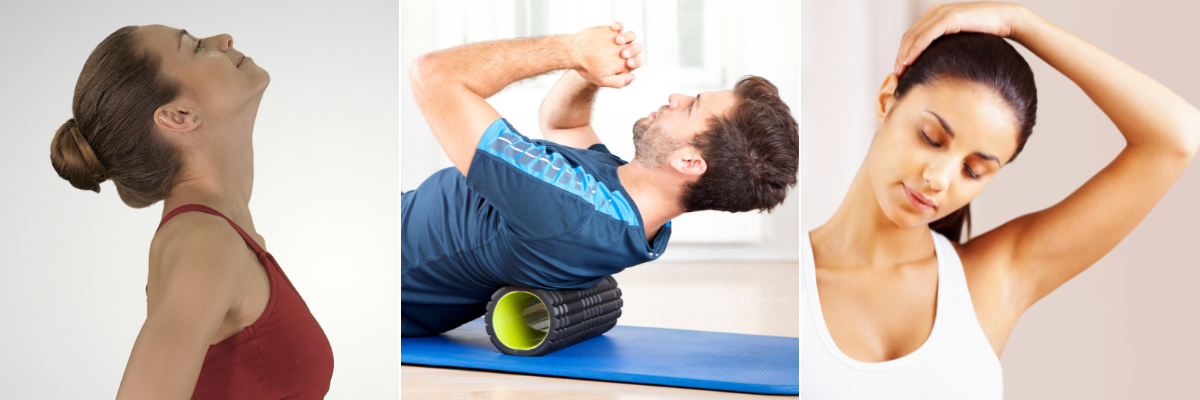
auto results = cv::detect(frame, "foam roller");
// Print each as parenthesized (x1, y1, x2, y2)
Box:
(484, 276, 623, 357)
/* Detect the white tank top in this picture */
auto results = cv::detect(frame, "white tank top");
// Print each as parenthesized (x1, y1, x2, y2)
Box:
(802, 230, 1003, 399)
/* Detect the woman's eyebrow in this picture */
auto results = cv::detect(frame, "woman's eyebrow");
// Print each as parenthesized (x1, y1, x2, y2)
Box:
(924, 110, 1001, 166)
(177, 29, 190, 51)
(924, 110, 955, 138)
(975, 152, 1000, 166)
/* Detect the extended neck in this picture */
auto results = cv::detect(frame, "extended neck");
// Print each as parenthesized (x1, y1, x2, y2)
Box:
(161, 125, 256, 233)
(616, 159, 686, 242)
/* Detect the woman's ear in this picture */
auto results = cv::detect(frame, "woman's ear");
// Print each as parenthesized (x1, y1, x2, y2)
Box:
(153, 102, 202, 134)
(875, 73, 899, 124)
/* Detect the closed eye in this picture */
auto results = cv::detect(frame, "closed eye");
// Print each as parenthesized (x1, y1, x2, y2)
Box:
(964, 164, 980, 180)
(195, 38, 203, 53)
(919, 130, 941, 148)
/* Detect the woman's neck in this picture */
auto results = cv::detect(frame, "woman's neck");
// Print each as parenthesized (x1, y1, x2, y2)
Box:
(811, 162, 934, 269)
(160, 133, 256, 232)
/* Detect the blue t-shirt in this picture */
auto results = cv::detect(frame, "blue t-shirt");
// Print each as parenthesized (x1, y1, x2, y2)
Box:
(401, 118, 671, 310)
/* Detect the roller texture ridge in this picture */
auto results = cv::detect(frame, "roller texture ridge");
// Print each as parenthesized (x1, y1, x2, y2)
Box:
(485, 276, 623, 356)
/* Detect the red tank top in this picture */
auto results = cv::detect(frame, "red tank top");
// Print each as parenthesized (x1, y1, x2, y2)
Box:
(157, 204, 334, 399)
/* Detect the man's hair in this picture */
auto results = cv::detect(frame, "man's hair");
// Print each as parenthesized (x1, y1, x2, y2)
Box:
(680, 76, 798, 213)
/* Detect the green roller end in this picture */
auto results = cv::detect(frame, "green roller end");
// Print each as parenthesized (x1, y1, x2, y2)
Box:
(493, 291, 551, 350)
(486, 276, 622, 356)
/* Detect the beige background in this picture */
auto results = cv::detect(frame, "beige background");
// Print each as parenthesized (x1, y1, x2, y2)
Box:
(803, 0, 1200, 398)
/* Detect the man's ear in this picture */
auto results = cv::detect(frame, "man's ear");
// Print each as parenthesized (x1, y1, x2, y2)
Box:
(153, 102, 202, 133)
(875, 73, 899, 124)
(670, 147, 707, 178)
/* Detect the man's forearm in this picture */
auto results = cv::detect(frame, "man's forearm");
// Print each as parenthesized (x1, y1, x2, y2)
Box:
(416, 35, 580, 100)
(408, 23, 634, 176)
(539, 70, 599, 131)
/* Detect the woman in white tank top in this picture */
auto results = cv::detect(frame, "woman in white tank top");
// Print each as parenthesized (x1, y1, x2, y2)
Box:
(804, 3, 1200, 398)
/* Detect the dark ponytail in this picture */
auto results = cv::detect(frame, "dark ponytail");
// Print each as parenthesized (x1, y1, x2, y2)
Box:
(929, 203, 970, 244)
(895, 32, 1037, 243)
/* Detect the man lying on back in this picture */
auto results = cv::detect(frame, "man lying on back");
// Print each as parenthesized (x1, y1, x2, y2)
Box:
(402, 22, 798, 337)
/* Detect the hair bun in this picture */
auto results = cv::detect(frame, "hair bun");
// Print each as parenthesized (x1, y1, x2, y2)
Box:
(50, 118, 108, 193)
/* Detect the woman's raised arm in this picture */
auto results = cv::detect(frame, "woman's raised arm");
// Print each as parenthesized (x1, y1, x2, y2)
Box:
(900, 2, 1200, 313)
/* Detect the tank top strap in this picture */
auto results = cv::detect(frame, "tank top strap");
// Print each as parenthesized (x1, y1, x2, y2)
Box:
(158, 204, 266, 256)
(928, 230, 971, 311)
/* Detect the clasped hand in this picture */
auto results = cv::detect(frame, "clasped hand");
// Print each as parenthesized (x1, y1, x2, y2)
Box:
(572, 22, 644, 88)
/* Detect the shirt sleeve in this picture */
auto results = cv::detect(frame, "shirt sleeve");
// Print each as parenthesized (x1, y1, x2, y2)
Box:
(587, 143, 612, 154)
(583, 143, 630, 166)
(466, 118, 640, 237)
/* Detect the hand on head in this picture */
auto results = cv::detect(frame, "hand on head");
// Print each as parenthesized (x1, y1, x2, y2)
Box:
(893, 2, 1025, 77)
(572, 21, 644, 88)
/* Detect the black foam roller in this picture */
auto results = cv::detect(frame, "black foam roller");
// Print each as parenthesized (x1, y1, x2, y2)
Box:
(484, 276, 622, 356)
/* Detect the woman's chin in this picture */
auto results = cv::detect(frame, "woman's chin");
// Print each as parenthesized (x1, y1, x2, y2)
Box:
(884, 206, 934, 229)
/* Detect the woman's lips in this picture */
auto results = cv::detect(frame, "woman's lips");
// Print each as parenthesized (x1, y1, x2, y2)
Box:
(237, 56, 247, 67)
(903, 184, 935, 211)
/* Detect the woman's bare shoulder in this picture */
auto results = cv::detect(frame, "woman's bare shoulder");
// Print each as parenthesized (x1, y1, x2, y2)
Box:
(149, 212, 255, 280)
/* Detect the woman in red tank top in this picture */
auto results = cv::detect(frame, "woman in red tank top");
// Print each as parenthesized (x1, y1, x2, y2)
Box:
(50, 25, 333, 398)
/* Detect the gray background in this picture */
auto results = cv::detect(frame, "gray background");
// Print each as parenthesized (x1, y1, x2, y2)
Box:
(804, 0, 1200, 397)
(0, 0, 398, 398)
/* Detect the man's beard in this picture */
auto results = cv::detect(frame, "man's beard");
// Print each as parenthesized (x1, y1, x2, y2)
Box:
(631, 118, 683, 168)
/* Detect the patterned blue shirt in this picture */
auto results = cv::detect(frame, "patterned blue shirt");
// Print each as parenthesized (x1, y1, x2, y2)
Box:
(401, 118, 671, 309)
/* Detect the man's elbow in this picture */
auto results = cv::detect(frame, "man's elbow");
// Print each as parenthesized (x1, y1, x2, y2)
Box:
(537, 103, 554, 133)
(409, 54, 444, 93)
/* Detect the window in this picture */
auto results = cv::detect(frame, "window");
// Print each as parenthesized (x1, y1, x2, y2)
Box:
(514, 0, 549, 37)
(677, 0, 704, 68)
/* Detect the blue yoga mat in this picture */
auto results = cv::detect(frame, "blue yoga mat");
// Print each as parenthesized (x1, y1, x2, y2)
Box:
(401, 318, 799, 395)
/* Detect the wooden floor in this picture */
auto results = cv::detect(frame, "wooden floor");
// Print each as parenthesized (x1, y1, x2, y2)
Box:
(402, 260, 799, 399)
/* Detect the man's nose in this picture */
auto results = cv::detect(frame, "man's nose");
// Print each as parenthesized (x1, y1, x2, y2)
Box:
(667, 93, 693, 110)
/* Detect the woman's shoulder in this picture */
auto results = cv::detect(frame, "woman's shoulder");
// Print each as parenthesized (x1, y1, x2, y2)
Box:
(149, 211, 257, 277)
(954, 226, 1021, 272)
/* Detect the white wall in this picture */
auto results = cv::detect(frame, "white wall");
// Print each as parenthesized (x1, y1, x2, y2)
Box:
(401, 0, 800, 261)
(803, 0, 1200, 398)
(0, 0, 398, 398)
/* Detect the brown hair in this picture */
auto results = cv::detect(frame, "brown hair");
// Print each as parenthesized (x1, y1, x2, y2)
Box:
(894, 32, 1038, 243)
(680, 76, 799, 213)
(50, 26, 181, 208)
